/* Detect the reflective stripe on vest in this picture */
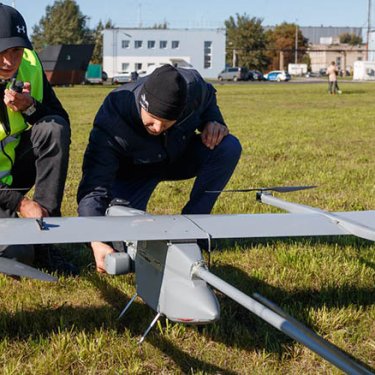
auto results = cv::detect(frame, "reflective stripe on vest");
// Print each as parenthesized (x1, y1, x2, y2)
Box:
(0, 49, 43, 185)
(0, 135, 18, 149)
(0, 170, 10, 179)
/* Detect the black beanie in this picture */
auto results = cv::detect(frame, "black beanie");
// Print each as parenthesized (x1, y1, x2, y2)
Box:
(0, 4, 32, 53)
(140, 65, 187, 120)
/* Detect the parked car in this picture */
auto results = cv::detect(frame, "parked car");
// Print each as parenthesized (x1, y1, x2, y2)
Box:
(217, 67, 248, 82)
(247, 70, 264, 81)
(305, 71, 320, 78)
(339, 69, 351, 77)
(111, 72, 132, 84)
(264, 70, 291, 82)
(319, 68, 327, 77)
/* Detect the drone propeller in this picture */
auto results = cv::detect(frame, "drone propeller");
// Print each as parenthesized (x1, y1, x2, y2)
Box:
(0, 258, 57, 282)
(207, 185, 317, 193)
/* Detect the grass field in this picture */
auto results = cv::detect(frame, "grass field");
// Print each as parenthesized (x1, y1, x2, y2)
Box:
(1, 81, 374, 374)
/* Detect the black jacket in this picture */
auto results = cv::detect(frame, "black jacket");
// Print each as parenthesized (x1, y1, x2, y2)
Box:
(78, 68, 225, 216)
(0, 68, 70, 211)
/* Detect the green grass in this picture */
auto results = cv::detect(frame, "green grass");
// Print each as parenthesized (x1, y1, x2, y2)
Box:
(1, 82, 374, 374)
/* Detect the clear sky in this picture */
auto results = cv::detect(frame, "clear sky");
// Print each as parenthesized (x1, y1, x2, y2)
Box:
(5, 0, 373, 33)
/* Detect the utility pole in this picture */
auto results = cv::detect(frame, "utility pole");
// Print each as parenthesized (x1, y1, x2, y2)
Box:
(232, 49, 237, 67)
(367, 0, 372, 60)
(138, 2, 143, 28)
(295, 23, 298, 64)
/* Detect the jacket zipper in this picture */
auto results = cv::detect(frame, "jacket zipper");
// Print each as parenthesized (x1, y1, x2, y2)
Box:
(163, 131, 168, 148)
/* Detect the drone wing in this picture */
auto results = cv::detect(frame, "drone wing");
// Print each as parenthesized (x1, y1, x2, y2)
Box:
(0, 257, 57, 281)
(0, 215, 208, 245)
(185, 210, 375, 240)
(0, 210, 374, 246)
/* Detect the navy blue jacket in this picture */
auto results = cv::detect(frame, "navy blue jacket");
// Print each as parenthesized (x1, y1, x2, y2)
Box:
(78, 68, 225, 216)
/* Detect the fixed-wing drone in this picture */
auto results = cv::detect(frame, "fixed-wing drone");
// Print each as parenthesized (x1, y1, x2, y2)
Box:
(0, 186, 374, 374)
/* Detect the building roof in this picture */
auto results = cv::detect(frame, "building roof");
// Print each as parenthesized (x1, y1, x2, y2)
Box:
(299, 26, 363, 44)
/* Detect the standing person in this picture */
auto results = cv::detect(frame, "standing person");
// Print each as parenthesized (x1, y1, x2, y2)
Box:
(0, 4, 75, 274)
(326, 61, 341, 94)
(78, 64, 242, 273)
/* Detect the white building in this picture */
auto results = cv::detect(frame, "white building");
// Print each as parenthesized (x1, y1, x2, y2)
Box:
(103, 28, 226, 80)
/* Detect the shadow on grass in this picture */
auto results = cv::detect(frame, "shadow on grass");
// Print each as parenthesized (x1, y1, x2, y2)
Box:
(0, 240, 373, 374)
(90, 262, 374, 372)
(211, 234, 375, 251)
(207, 262, 374, 372)
(336, 90, 368, 95)
(0, 273, 237, 375)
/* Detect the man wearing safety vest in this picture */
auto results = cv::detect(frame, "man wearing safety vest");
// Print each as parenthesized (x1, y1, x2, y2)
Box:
(0, 4, 75, 274)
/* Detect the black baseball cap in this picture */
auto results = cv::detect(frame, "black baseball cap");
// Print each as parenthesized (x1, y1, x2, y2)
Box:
(0, 3, 32, 53)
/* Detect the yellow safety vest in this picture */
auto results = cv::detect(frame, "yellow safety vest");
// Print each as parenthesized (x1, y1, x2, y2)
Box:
(0, 49, 43, 185)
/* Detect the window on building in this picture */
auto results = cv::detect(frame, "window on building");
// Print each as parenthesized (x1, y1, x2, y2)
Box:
(171, 40, 179, 49)
(160, 40, 167, 49)
(204, 41, 212, 68)
(357, 56, 362, 61)
(135, 40, 143, 49)
(121, 63, 129, 72)
(122, 40, 130, 49)
(135, 63, 142, 71)
(336, 56, 341, 68)
(148, 40, 155, 49)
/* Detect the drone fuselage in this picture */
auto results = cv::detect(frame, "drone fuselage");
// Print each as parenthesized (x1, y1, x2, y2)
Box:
(105, 205, 220, 324)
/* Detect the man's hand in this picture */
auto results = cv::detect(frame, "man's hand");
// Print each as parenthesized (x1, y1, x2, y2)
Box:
(91, 241, 115, 273)
(201, 121, 229, 150)
(4, 82, 33, 112)
(17, 196, 49, 218)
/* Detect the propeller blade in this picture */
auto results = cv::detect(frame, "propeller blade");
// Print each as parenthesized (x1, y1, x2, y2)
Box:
(207, 185, 317, 193)
(266, 185, 318, 193)
(0, 258, 57, 282)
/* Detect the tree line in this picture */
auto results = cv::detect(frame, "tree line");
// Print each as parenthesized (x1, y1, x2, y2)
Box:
(31, 1, 363, 70)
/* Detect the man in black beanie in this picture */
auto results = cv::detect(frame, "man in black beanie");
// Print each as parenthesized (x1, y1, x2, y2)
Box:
(0, 4, 75, 275)
(78, 65, 242, 272)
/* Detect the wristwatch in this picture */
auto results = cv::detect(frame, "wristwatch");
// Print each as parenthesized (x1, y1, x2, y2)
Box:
(22, 99, 37, 116)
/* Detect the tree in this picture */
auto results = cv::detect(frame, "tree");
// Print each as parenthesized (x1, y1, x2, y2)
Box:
(266, 22, 308, 70)
(152, 22, 168, 29)
(31, 0, 92, 52)
(90, 19, 114, 64)
(225, 14, 269, 70)
(339, 32, 363, 46)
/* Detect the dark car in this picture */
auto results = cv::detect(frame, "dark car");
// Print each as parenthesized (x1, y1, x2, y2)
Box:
(247, 70, 264, 81)
(319, 68, 327, 77)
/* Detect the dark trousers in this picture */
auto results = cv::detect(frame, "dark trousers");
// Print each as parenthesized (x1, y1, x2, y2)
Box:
(112, 134, 242, 214)
(328, 80, 339, 94)
(0, 115, 70, 263)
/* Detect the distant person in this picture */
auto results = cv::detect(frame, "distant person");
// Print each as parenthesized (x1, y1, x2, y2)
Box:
(326, 61, 341, 95)
(77, 65, 242, 273)
(0, 4, 76, 274)
(131, 70, 139, 82)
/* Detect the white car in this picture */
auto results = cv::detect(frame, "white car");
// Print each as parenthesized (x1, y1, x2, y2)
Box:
(111, 72, 132, 84)
(264, 70, 291, 82)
